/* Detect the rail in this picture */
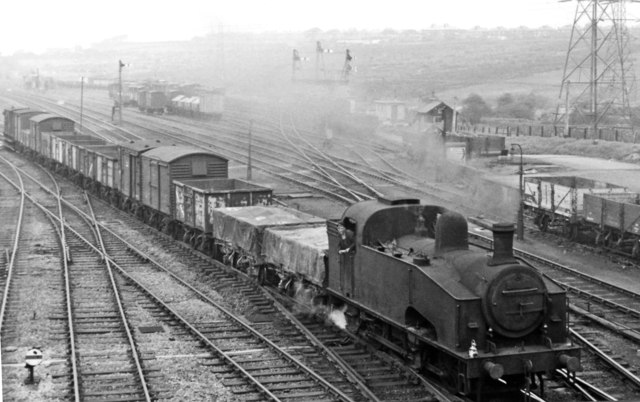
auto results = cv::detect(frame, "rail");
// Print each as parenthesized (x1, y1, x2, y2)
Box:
(84, 193, 152, 402)
(0, 156, 26, 400)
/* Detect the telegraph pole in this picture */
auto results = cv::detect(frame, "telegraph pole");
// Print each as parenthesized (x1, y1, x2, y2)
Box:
(247, 120, 253, 180)
(118, 60, 125, 125)
(80, 76, 84, 133)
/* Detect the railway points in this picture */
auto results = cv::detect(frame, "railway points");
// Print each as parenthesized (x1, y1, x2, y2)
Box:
(3, 86, 640, 400)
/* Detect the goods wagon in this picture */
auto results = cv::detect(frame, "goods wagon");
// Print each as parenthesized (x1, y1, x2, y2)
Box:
(210, 205, 325, 269)
(118, 140, 161, 202)
(4, 109, 44, 149)
(140, 146, 228, 217)
(584, 192, 640, 257)
(524, 176, 629, 236)
(29, 114, 75, 157)
(138, 90, 167, 114)
(173, 178, 273, 232)
(198, 89, 225, 119)
(84, 145, 119, 191)
(50, 134, 106, 172)
(2, 107, 28, 143)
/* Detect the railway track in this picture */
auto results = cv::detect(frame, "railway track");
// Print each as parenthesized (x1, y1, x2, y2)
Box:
(7, 89, 482, 214)
(0, 152, 388, 400)
(470, 231, 640, 400)
(0, 153, 154, 401)
(7, 146, 464, 401)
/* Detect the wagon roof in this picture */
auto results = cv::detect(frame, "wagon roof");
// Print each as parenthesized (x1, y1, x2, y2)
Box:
(117, 140, 162, 153)
(30, 114, 74, 124)
(14, 109, 43, 116)
(142, 145, 227, 162)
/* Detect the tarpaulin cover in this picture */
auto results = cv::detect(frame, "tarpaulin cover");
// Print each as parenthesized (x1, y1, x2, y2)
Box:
(263, 226, 328, 286)
(210, 206, 326, 257)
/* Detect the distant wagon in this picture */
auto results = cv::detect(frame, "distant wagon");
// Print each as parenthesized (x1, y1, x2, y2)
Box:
(29, 114, 75, 158)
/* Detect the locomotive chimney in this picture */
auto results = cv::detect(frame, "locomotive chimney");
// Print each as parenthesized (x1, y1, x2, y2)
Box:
(434, 212, 468, 257)
(489, 223, 518, 266)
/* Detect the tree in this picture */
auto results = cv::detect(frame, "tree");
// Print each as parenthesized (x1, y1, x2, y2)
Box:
(462, 93, 491, 124)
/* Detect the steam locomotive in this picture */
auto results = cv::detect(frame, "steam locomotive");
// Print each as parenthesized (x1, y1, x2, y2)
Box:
(3, 106, 580, 400)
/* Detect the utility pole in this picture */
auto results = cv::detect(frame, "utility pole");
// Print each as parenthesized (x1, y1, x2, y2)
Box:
(118, 60, 125, 125)
(564, 81, 570, 137)
(316, 41, 326, 81)
(341, 49, 353, 83)
(292, 49, 301, 81)
(80, 76, 84, 133)
(247, 120, 253, 180)
(511, 144, 524, 241)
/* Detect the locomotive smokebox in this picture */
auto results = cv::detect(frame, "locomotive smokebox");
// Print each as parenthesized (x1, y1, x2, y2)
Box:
(489, 223, 518, 266)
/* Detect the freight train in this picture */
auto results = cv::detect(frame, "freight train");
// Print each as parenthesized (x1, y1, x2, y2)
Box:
(524, 176, 640, 259)
(108, 81, 224, 119)
(3, 106, 581, 400)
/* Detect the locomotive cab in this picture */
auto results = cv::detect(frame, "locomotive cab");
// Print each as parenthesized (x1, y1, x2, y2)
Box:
(326, 198, 580, 399)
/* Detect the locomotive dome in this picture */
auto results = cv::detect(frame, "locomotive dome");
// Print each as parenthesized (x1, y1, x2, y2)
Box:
(434, 211, 469, 256)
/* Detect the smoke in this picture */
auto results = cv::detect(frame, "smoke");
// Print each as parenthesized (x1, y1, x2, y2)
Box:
(327, 305, 348, 330)
(291, 280, 349, 330)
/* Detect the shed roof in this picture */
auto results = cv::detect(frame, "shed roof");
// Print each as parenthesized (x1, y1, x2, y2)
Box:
(374, 99, 406, 105)
(416, 101, 454, 114)
(15, 109, 44, 116)
(142, 145, 226, 163)
(30, 114, 71, 123)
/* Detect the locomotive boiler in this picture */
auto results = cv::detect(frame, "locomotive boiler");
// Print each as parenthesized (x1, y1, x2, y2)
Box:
(323, 198, 580, 398)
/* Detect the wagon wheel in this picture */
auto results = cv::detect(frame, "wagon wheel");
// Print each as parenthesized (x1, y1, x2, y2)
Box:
(537, 215, 550, 232)
(564, 224, 578, 241)
(257, 266, 267, 286)
(632, 240, 640, 260)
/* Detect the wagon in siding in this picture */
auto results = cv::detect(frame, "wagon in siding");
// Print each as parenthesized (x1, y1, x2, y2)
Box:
(139, 146, 228, 227)
(138, 90, 167, 114)
(523, 175, 629, 238)
(172, 178, 273, 249)
(117, 140, 161, 207)
(29, 114, 75, 160)
(584, 192, 640, 258)
(198, 88, 225, 119)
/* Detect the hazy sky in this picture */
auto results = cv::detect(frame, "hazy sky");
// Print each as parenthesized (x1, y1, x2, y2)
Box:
(0, 0, 596, 55)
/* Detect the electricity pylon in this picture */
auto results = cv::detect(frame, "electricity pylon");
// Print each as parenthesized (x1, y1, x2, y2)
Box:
(556, 0, 638, 132)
